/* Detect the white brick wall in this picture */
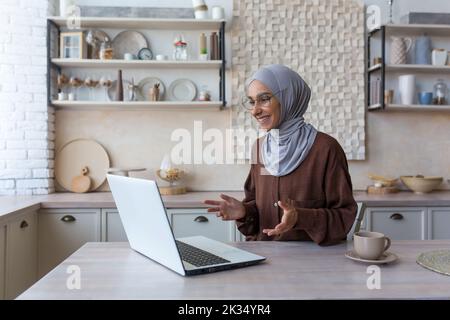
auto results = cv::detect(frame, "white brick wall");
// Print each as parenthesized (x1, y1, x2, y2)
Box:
(0, 0, 57, 196)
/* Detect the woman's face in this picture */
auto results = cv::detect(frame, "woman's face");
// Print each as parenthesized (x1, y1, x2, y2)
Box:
(247, 80, 281, 130)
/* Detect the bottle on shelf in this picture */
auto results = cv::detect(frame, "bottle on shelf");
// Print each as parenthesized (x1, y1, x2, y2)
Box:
(210, 32, 219, 60)
(199, 33, 208, 61)
(433, 79, 448, 105)
(173, 34, 188, 61)
(115, 69, 124, 101)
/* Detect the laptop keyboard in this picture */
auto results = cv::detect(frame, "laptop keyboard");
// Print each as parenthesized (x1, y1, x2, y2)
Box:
(175, 240, 230, 267)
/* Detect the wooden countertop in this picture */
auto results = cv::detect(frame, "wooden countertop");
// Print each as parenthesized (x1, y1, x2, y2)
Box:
(17, 240, 450, 300)
(2, 190, 450, 222)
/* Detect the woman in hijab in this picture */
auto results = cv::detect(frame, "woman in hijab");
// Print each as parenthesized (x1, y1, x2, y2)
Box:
(204, 64, 357, 245)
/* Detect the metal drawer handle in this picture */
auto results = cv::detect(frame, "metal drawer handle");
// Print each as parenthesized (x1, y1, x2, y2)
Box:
(20, 220, 28, 229)
(61, 215, 76, 222)
(194, 216, 209, 223)
(390, 213, 404, 220)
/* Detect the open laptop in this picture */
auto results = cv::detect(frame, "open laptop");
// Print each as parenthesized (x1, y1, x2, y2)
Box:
(106, 174, 266, 276)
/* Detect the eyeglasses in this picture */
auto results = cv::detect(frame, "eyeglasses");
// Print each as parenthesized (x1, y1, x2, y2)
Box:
(241, 94, 275, 110)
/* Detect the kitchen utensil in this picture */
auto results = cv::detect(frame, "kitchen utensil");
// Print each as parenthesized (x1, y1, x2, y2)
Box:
(417, 250, 450, 276)
(137, 77, 165, 101)
(400, 175, 443, 194)
(390, 36, 412, 64)
(415, 35, 431, 65)
(345, 250, 398, 264)
(71, 166, 92, 193)
(399, 74, 416, 105)
(167, 79, 197, 101)
(55, 139, 110, 192)
(128, 77, 139, 101)
(108, 79, 132, 101)
(112, 30, 148, 60)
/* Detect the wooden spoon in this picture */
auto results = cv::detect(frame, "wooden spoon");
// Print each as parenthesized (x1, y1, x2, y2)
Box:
(71, 166, 92, 193)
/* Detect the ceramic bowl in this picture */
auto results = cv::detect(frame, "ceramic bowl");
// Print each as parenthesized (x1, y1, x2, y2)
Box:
(400, 175, 443, 194)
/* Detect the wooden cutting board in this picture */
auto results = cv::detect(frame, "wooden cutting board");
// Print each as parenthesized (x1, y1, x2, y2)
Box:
(71, 167, 92, 193)
(55, 139, 110, 192)
(367, 186, 399, 194)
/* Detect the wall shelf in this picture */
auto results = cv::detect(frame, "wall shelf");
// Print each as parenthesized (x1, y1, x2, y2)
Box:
(367, 24, 450, 112)
(48, 16, 225, 30)
(47, 17, 227, 108)
(51, 58, 223, 69)
(369, 64, 450, 74)
(51, 100, 224, 111)
(368, 103, 450, 112)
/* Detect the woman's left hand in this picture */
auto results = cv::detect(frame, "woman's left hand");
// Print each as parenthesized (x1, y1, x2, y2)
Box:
(263, 200, 298, 237)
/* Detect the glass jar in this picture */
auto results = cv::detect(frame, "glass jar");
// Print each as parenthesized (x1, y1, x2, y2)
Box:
(173, 34, 188, 61)
(99, 41, 113, 60)
(433, 79, 448, 105)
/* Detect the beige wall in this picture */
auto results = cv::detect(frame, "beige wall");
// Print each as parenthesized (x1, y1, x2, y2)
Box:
(55, 109, 450, 192)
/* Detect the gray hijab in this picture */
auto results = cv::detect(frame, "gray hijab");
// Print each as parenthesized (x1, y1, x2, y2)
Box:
(247, 64, 317, 177)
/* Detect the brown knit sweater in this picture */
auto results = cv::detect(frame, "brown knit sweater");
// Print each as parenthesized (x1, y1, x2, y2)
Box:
(236, 132, 357, 245)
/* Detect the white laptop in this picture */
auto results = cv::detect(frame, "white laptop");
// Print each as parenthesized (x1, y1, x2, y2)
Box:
(106, 174, 266, 276)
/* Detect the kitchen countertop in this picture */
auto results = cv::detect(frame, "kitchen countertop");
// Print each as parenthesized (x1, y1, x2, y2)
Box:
(2, 190, 450, 221)
(17, 240, 450, 300)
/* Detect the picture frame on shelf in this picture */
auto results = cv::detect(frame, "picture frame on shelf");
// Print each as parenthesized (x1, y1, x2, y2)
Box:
(60, 31, 87, 59)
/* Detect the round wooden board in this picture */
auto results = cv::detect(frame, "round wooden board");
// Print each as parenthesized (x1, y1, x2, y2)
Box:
(55, 139, 110, 192)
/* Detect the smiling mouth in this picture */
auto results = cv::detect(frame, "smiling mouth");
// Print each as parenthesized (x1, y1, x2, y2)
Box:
(256, 115, 271, 124)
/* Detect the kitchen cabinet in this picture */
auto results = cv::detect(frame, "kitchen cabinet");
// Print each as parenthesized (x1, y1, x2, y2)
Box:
(366, 207, 427, 240)
(0, 224, 5, 300)
(167, 209, 239, 242)
(427, 207, 450, 240)
(38, 209, 101, 278)
(5, 211, 38, 299)
(101, 209, 128, 242)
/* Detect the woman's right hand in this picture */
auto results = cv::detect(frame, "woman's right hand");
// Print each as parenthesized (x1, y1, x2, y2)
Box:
(203, 194, 246, 221)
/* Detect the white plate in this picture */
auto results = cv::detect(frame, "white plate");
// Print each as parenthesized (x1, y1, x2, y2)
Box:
(112, 30, 148, 59)
(107, 80, 133, 101)
(167, 79, 197, 101)
(136, 77, 165, 101)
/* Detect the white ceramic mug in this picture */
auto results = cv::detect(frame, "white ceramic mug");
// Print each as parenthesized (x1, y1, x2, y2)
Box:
(212, 6, 225, 20)
(68, 93, 75, 101)
(57, 92, 67, 101)
(156, 54, 167, 61)
(399, 74, 416, 105)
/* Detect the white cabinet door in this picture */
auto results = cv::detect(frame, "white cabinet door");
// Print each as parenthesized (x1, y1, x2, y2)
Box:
(428, 207, 450, 240)
(5, 211, 38, 300)
(101, 209, 128, 242)
(38, 209, 101, 278)
(167, 209, 236, 242)
(0, 224, 5, 300)
(366, 207, 427, 240)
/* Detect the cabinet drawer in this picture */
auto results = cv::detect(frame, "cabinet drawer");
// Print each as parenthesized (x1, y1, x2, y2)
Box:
(38, 209, 101, 278)
(428, 207, 450, 240)
(101, 209, 128, 242)
(367, 207, 427, 240)
(5, 211, 38, 299)
(168, 209, 235, 242)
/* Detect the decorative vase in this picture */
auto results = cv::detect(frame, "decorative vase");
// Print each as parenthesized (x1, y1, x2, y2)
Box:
(399, 75, 416, 105)
(415, 35, 432, 65)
